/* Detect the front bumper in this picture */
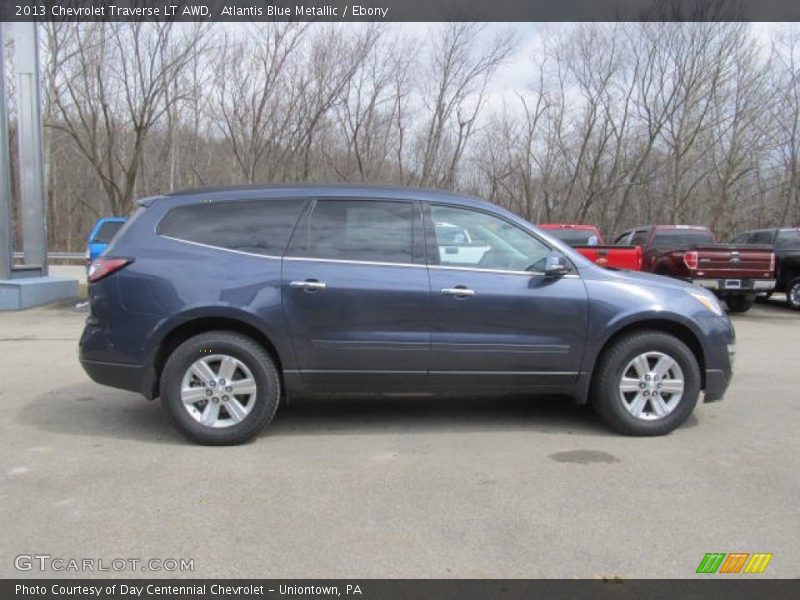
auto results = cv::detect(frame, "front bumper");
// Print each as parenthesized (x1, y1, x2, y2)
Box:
(704, 367, 732, 402)
(693, 278, 775, 292)
(697, 316, 735, 403)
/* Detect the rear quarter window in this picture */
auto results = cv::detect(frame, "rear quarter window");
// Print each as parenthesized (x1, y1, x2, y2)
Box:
(157, 199, 305, 256)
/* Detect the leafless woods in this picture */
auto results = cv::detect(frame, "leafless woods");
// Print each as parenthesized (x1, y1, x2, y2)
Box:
(2, 21, 799, 249)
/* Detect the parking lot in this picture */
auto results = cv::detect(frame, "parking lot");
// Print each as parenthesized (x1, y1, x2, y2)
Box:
(1, 297, 798, 579)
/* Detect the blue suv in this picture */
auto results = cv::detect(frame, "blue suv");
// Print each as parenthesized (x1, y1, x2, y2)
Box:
(79, 186, 734, 444)
(84, 217, 127, 270)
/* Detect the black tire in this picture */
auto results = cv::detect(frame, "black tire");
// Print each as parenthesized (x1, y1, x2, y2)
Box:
(591, 331, 701, 436)
(788, 278, 800, 311)
(725, 294, 755, 313)
(160, 331, 280, 445)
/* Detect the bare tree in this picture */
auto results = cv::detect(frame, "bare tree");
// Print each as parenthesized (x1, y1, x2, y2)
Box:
(770, 26, 800, 226)
(417, 22, 515, 188)
(47, 22, 207, 215)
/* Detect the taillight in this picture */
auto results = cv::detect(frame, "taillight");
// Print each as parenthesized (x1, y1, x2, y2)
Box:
(684, 251, 699, 270)
(87, 257, 132, 283)
(770, 252, 775, 273)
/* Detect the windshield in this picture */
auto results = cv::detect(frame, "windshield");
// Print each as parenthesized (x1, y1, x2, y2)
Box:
(652, 229, 714, 248)
(545, 229, 599, 247)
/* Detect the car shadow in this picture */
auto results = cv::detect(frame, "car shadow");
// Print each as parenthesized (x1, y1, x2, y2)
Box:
(18, 382, 612, 444)
(267, 394, 609, 438)
(18, 382, 181, 445)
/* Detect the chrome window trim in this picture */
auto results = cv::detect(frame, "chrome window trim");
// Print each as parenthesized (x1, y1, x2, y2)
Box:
(430, 264, 543, 276)
(157, 239, 579, 277)
(283, 255, 424, 268)
(159, 235, 283, 260)
(430, 264, 580, 278)
(284, 255, 583, 277)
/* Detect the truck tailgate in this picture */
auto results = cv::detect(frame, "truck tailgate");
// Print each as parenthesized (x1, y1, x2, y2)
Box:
(691, 244, 773, 279)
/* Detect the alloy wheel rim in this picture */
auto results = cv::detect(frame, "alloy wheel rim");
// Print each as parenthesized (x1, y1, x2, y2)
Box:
(790, 283, 800, 307)
(618, 351, 684, 421)
(181, 354, 257, 428)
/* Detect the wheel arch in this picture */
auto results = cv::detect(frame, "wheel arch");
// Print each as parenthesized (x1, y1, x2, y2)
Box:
(148, 312, 287, 399)
(587, 318, 707, 402)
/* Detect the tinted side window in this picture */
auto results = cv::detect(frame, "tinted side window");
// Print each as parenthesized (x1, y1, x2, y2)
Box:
(291, 200, 415, 264)
(776, 229, 800, 248)
(614, 231, 633, 245)
(157, 199, 305, 256)
(730, 232, 749, 244)
(631, 230, 649, 247)
(92, 221, 125, 244)
(751, 230, 775, 244)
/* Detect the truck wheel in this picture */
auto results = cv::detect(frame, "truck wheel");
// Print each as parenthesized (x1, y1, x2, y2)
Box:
(160, 331, 280, 445)
(591, 331, 700, 436)
(788, 278, 800, 311)
(725, 294, 755, 313)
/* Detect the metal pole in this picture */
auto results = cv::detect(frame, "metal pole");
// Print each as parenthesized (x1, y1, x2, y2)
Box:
(15, 22, 47, 275)
(0, 23, 13, 280)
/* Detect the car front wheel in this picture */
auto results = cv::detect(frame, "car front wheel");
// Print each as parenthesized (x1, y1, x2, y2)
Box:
(592, 331, 701, 436)
(160, 331, 280, 445)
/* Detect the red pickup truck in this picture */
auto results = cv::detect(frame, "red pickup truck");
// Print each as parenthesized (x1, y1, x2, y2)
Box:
(539, 224, 643, 270)
(613, 225, 775, 313)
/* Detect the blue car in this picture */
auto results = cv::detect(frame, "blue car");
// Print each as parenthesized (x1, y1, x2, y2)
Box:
(85, 217, 127, 269)
(79, 186, 735, 445)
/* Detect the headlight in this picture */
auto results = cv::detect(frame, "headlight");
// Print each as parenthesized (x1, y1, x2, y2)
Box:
(688, 291, 724, 316)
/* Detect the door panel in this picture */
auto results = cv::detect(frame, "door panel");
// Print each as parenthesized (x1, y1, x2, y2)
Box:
(425, 204, 588, 387)
(282, 259, 430, 384)
(281, 199, 429, 385)
(428, 268, 588, 385)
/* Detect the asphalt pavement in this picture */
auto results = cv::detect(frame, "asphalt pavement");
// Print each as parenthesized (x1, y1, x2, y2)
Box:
(1, 297, 798, 578)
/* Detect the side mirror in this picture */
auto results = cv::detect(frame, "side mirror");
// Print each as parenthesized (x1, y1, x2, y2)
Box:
(544, 252, 571, 278)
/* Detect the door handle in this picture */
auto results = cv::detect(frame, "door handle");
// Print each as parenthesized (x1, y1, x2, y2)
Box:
(441, 287, 475, 297)
(290, 280, 327, 290)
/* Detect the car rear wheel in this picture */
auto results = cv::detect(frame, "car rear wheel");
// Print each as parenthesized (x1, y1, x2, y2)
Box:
(592, 331, 700, 436)
(160, 331, 280, 445)
(725, 293, 755, 313)
(788, 278, 800, 311)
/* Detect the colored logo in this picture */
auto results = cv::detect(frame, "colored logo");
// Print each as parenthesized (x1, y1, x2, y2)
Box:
(696, 552, 772, 574)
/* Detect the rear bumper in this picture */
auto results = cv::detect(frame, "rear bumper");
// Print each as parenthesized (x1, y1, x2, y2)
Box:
(80, 357, 156, 399)
(692, 279, 775, 292)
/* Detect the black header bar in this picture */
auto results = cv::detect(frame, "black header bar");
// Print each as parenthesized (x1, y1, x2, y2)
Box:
(2, 0, 800, 22)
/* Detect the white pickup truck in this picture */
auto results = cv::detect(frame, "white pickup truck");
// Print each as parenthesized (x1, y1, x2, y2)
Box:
(435, 222, 491, 265)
